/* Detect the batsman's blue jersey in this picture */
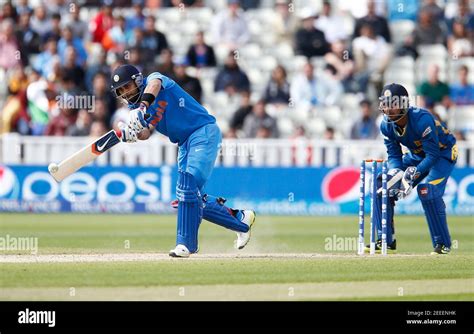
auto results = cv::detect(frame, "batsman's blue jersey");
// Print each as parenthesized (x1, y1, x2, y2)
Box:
(129, 72, 215, 145)
(380, 107, 457, 175)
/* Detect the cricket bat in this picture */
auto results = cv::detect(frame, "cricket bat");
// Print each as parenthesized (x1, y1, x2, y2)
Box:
(48, 129, 122, 182)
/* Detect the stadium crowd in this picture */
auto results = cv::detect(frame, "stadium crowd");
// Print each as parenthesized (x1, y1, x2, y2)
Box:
(0, 0, 473, 141)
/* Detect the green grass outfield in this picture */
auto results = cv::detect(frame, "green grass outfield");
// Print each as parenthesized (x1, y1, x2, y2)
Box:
(0, 214, 472, 301)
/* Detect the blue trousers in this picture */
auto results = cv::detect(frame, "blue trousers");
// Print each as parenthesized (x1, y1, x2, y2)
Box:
(178, 123, 221, 190)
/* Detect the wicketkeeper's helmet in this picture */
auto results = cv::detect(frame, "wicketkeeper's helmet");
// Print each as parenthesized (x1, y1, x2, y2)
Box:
(379, 83, 410, 123)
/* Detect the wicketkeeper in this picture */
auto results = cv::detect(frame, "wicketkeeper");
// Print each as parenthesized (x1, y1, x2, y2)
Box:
(371, 83, 457, 255)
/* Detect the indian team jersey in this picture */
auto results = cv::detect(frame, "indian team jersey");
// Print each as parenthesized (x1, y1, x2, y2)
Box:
(129, 72, 215, 145)
(380, 107, 457, 175)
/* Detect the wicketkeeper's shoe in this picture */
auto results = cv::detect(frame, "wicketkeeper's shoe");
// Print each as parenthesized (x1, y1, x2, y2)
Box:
(365, 239, 397, 253)
(169, 244, 191, 258)
(235, 210, 256, 250)
(430, 244, 450, 255)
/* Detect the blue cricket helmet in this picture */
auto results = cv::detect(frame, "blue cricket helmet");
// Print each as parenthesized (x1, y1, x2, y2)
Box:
(379, 83, 410, 123)
(110, 64, 144, 104)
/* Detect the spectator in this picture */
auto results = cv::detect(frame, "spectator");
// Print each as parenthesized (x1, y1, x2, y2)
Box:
(67, 109, 93, 136)
(63, 3, 88, 40)
(59, 72, 82, 103)
(256, 124, 274, 139)
(291, 125, 307, 139)
(26, 79, 59, 135)
(321, 126, 339, 164)
(290, 62, 318, 111)
(15, 11, 41, 66)
(49, 0, 70, 17)
(315, 1, 348, 44)
(450, 65, 474, 105)
(387, 0, 419, 21)
(323, 126, 335, 140)
(173, 60, 203, 103)
(90, 0, 114, 44)
(89, 121, 108, 137)
(242, 100, 279, 138)
(417, 64, 450, 108)
(126, 47, 147, 74)
(62, 47, 85, 89)
(1, 0, 18, 21)
(214, 51, 250, 95)
(353, 24, 392, 92)
(43, 106, 73, 136)
(85, 50, 111, 93)
(294, 9, 329, 58)
(421, 0, 445, 21)
(141, 16, 169, 61)
(211, 0, 250, 51)
(15, 0, 31, 17)
(30, 5, 51, 39)
(411, 10, 446, 46)
(317, 64, 344, 106)
(186, 31, 217, 68)
(91, 72, 116, 125)
(157, 48, 175, 78)
(229, 90, 253, 132)
(91, 99, 110, 126)
(395, 35, 419, 59)
(42, 13, 62, 44)
(126, 1, 145, 32)
(58, 26, 88, 66)
(263, 65, 290, 105)
(448, 21, 473, 57)
(290, 125, 313, 165)
(0, 19, 21, 71)
(1, 68, 28, 134)
(102, 15, 128, 53)
(446, 0, 474, 37)
(128, 27, 145, 50)
(353, 0, 391, 42)
(325, 40, 369, 93)
(350, 99, 379, 139)
(272, 0, 299, 43)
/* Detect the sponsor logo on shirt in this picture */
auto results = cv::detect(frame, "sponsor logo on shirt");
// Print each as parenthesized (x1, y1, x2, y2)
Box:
(422, 126, 432, 137)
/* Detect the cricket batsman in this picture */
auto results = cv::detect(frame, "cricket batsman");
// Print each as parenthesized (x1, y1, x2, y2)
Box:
(372, 83, 457, 255)
(110, 64, 256, 257)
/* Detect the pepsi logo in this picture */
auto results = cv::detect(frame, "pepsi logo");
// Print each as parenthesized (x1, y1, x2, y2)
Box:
(0, 165, 19, 199)
(322, 167, 361, 203)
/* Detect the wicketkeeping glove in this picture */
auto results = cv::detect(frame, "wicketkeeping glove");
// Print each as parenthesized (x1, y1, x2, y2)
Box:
(398, 166, 420, 200)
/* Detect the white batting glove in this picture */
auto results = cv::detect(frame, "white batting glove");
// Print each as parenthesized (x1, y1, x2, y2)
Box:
(118, 122, 138, 143)
(128, 103, 149, 133)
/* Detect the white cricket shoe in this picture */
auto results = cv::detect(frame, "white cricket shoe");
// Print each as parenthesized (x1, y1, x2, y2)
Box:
(235, 210, 256, 250)
(169, 244, 191, 258)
